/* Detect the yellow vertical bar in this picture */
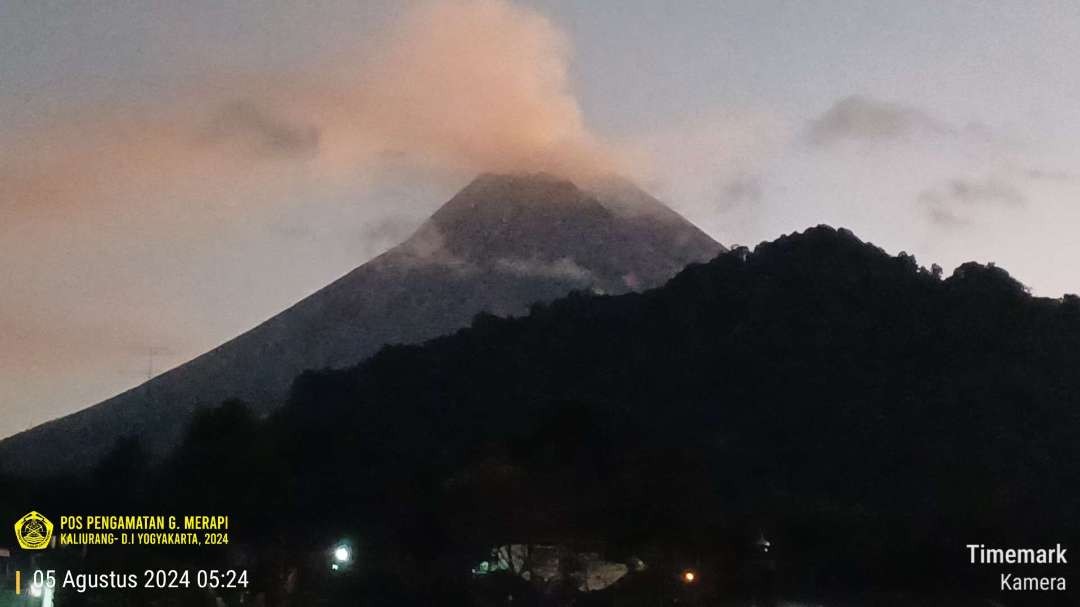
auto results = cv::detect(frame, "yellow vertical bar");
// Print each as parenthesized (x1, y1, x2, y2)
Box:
(15, 570, 20, 595)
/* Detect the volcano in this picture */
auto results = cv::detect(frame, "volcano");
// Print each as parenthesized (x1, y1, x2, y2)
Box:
(0, 173, 722, 473)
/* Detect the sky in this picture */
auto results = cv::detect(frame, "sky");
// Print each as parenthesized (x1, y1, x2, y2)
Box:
(2, 0, 1079, 438)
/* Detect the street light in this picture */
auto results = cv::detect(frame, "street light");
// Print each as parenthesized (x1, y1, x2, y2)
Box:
(330, 541, 353, 572)
(681, 569, 697, 584)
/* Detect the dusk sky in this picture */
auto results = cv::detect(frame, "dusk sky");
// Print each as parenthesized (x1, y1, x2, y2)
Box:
(3, 0, 1079, 437)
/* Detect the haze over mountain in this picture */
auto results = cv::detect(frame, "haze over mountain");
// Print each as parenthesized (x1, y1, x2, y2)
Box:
(0, 173, 722, 474)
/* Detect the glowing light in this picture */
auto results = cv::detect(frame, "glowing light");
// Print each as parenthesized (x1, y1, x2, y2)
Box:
(334, 546, 351, 563)
(682, 570, 696, 583)
(30, 582, 43, 598)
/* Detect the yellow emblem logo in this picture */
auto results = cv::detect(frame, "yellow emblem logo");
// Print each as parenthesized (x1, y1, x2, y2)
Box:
(14, 511, 53, 550)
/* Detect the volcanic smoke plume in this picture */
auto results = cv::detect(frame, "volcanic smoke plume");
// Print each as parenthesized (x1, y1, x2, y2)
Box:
(0, 0, 626, 435)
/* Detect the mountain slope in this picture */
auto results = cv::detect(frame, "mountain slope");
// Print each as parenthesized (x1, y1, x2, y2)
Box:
(0, 173, 722, 474)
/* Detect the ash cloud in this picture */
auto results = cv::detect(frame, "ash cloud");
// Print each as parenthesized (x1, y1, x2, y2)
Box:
(203, 100, 320, 159)
(1, 0, 623, 228)
(0, 0, 627, 436)
(808, 95, 950, 145)
(321, 0, 622, 179)
(718, 175, 764, 211)
(919, 177, 1027, 227)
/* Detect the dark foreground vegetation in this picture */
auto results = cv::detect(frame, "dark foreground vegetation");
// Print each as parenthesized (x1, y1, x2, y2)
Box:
(3, 226, 1079, 606)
